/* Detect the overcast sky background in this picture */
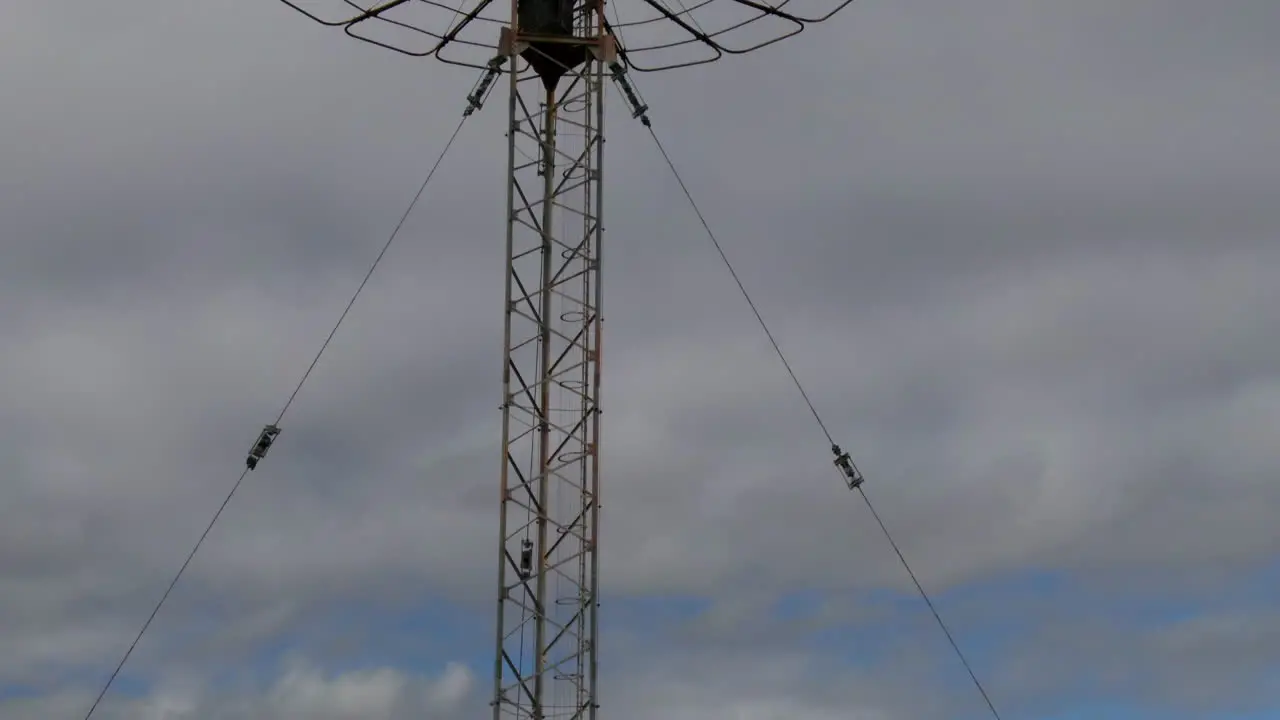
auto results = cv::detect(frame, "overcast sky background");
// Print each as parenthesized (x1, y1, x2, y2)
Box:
(2, 0, 1279, 718)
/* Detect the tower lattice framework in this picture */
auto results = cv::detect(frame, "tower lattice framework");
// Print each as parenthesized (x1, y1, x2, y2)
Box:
(489, 20, 609, 720)
(271, 0, 858, 717)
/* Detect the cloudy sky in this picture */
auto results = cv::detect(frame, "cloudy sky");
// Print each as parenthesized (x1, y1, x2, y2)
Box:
(3, 0, 1279, 718)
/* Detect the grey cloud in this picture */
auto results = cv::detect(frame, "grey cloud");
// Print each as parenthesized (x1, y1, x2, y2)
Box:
(3, 0, 1279, 716)
(990, 606, 1280, 716)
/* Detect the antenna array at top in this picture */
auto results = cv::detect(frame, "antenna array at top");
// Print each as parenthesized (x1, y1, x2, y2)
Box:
(277, 0, 855, 71)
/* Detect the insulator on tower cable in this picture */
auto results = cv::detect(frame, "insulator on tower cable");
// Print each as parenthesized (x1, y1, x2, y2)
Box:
(246, 425, 280, 471)
(831, 444, 864, 489)
(609, 63, 651, 126)
(465, 56, 508, 117)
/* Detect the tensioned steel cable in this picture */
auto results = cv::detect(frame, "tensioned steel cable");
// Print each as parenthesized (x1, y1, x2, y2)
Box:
(646, 125, 1004, 720)
(80, 114, 470, 720)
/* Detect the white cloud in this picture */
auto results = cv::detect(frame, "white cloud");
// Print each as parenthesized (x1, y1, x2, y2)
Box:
(0, 660, 476, 720)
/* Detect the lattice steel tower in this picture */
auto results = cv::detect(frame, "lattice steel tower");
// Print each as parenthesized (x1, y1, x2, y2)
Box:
(272, 1, 855, 717)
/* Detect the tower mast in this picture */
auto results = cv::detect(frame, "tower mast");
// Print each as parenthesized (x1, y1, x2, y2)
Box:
(271, 2, 857, 717)
(491, 3, 609, 717)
